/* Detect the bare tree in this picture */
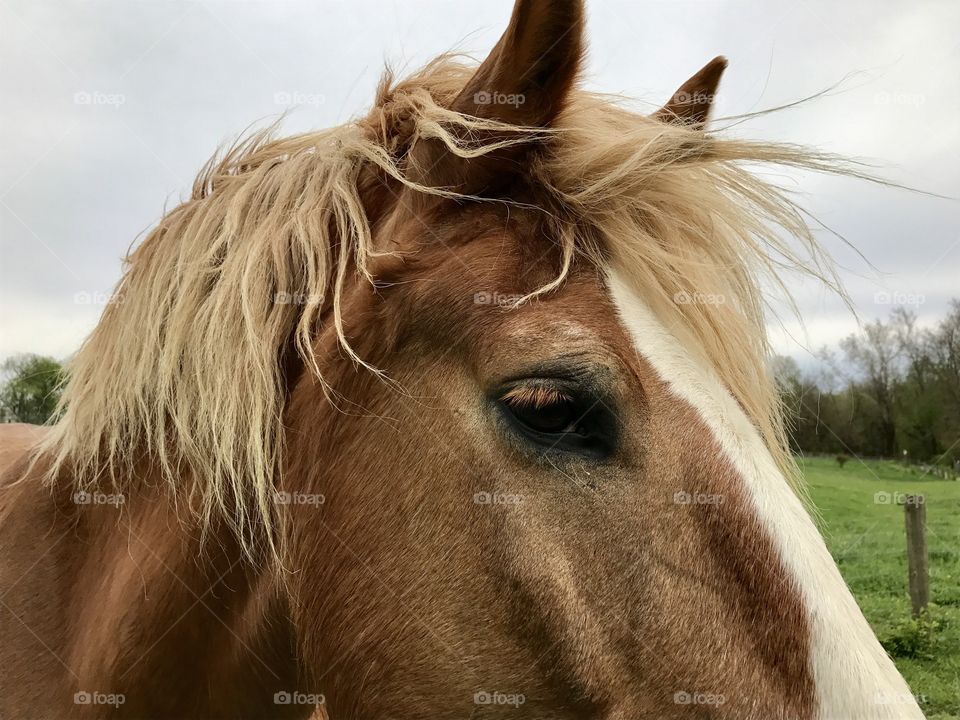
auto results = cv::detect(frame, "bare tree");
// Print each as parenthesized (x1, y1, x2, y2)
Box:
(840, 320, 902, 456)
(0, 354, 65, 425)
(891, 307, 934, 392)
(931, 300, 960, 428)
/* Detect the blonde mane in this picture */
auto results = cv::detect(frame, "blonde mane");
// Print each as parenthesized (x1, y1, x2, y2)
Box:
(38, 58, 854, 547)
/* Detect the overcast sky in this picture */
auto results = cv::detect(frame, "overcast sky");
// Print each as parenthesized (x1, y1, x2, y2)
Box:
(1, 0, 958, 370)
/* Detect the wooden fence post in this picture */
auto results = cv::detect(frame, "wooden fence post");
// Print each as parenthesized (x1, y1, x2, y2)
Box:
(903, 495, 929, 618)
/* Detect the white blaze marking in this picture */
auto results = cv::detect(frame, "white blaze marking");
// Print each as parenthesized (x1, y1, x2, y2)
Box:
(606, 267, 924, 720)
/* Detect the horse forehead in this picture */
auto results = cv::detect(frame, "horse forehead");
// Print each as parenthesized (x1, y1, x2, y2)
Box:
(473, 277, 643, 364)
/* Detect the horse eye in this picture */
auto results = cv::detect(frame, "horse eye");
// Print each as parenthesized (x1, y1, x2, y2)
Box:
(507, 398, 581, 435)
(496, 382, 616, 459)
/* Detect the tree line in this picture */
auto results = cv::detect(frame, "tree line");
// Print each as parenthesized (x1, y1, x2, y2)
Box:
(776, 300, 960, 467)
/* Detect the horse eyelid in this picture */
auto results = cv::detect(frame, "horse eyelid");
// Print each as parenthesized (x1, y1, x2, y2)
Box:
(500, 385, 574, 409)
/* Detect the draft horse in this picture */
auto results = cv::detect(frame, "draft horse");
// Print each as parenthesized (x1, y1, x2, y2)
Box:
(0, 1, 924, 718)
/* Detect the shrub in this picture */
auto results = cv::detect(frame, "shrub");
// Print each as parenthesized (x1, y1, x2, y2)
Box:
(881, 611, 944, 660)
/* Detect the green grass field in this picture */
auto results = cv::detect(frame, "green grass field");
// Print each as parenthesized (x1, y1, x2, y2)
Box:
(801, 456, 960, 718)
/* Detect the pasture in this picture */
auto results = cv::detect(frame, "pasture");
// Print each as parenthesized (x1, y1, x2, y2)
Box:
(803, 456, 960, 718)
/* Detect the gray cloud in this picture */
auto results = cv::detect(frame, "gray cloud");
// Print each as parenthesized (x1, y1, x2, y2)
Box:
(2, 0, 957, 364)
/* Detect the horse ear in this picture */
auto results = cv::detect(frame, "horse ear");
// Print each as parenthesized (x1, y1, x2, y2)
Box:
(451, 0, 585, 127)
(653, 56, 727, 127)
(407, 0, 585, 194)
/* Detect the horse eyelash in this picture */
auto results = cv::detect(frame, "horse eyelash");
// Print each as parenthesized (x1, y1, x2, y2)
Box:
(500, 386, 572, 410)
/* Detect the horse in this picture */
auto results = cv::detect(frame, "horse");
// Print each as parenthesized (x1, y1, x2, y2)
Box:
(0, 1, 925, 718)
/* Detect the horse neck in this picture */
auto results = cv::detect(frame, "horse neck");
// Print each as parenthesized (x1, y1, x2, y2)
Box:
(9, 458, 306, 719)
